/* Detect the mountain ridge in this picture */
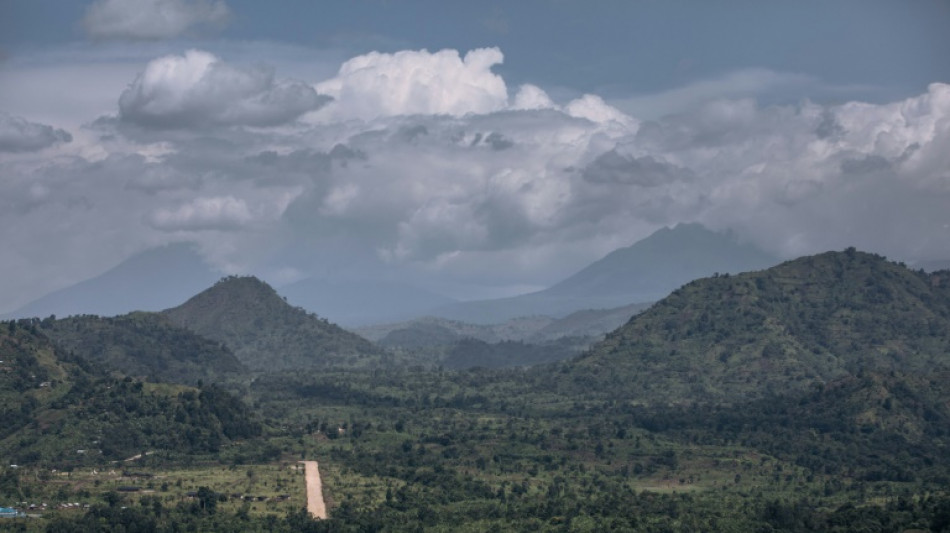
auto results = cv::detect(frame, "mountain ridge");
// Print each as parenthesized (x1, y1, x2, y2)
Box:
(4, 243, 221, 320)
(432, 223, 779, 323)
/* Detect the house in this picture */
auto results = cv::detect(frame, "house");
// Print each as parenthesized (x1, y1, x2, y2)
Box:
(0, 507, 20, 518)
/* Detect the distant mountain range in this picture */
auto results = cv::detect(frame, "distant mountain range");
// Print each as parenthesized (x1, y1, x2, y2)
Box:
(431, 223, 780, 323)
(4, 243, 221, 320)
(25, 248, 949, 382)
(5, 223, 780, 326)
(280, 278, 457, 326)
(359, 301, 649, 348)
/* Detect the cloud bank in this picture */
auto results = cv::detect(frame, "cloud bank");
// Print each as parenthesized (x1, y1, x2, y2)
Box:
(2, 47, 949, 310)
(311, 47, 631, 126)
(83, 0, 231, 40)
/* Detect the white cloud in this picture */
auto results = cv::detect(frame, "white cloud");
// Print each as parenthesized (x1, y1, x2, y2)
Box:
(83, 0, 231, 40)
(294, 81, 950, 270)
(2, 46, 950, 311)
(0, 113, 72, 152)
(511, 84, 556, 110)
(310, 47, 636, 129)
(565, 94, 636, 127)
(313, 48, 509, 121)
(119, 50, 328, 128)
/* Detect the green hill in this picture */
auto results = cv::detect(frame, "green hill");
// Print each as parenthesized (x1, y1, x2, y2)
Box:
(571, 249, 950, 404)
(163, 276, 387, 371)
(38, 312, 246, 385)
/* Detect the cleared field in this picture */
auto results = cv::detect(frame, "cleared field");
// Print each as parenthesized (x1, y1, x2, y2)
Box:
(300, 460, 327, 519)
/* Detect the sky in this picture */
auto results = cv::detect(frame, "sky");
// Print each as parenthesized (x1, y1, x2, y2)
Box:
(1, 0, 949, 312)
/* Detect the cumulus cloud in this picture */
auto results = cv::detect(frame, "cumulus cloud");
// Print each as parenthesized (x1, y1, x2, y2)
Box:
(313, 48, 509, 121)
(0, 113, 72, 152)
(119, 50, 328, 128)
(83, 0, 231, 40)
(310, 47, 634, 129)
(511, 84, 556, 110)
(291, 81, 950, 271)
(565, 94, 636, 126)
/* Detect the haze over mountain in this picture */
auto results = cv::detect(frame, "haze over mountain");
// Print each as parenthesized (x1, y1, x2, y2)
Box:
(281, 278, 456, 326)
(4, 243, 221, 320)
(434, 223, 780, 323)
(361, 302, 647, 351)
(162, 276, 387, 371)
(286, 224, 761, 326)
(568, 249, 950, 404)
(4, 223, 777, 330)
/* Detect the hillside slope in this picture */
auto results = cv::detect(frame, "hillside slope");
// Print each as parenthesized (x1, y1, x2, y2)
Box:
(163, 276, 386, 371)
(570, 249, 950, 404)
(39, 312, 246, 384)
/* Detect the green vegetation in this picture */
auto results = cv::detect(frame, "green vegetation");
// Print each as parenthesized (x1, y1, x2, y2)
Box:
(162, 276, 389, 371)
(441, 337, 587, 369)
(571, 249, 950, 403)
(2, 250, 950, 531)
(38, 312, 245, 385)
(0, 324, 260, 467)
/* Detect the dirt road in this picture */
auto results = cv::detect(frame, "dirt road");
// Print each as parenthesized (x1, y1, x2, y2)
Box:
(300, 460, 327, 519)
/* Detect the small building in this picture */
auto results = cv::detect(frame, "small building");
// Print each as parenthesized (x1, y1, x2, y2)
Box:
(0, 507, 20, 518)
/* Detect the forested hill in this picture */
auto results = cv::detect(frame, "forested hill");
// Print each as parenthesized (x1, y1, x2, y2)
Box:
(570, 248, 950, 404)
(162, 276, 387, 371)
(39, 312, 246, 385)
